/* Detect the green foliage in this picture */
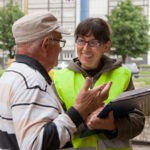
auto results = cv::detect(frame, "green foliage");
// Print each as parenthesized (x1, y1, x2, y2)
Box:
(107, 0, 150, 63)
(0, 0, 24, 58)
(0, 69, 5, 76)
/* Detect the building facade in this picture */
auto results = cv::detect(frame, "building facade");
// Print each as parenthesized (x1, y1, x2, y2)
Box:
(0, 0, 150, 65)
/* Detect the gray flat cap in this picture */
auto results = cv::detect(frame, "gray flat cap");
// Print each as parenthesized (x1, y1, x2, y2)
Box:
(12, 11, 70, 44)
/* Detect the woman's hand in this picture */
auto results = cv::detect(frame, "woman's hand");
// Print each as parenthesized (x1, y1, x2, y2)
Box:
(86, 108, 116, 131)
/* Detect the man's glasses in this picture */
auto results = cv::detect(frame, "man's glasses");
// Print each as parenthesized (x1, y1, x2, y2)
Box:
(76, 38, 101, 48)
(49, 39, 66, 48)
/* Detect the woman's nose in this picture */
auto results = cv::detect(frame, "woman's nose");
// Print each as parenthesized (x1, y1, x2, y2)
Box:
(82, 43, 89, 50)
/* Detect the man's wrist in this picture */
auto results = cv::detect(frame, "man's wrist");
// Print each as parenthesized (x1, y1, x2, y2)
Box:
(66, 106, 83, 127)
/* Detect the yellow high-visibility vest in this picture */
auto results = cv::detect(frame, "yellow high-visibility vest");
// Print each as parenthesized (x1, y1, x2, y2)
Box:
(53, 67, 131, 150)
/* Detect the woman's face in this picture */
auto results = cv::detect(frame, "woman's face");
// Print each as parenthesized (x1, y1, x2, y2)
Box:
(76, 35, 110, 70)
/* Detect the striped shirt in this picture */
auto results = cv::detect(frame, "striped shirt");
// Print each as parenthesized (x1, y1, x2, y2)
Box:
(0, 54, 83, 150)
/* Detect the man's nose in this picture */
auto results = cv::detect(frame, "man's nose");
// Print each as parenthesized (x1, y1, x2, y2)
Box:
(57, 45, 62, 53)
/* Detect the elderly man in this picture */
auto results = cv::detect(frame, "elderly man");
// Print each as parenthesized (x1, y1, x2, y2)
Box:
(0, 12, 111, 150)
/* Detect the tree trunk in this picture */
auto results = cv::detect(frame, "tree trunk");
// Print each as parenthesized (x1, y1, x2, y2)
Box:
(122, 55, 126, 64)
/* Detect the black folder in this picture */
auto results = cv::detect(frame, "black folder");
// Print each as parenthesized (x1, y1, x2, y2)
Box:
(80, 87, 150, 138)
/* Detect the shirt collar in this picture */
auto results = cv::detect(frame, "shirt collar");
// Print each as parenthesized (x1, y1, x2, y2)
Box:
(15, 54, 52, 85)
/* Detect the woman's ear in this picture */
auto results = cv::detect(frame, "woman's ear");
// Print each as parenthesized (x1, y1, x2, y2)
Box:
(103, 41, 112, 53)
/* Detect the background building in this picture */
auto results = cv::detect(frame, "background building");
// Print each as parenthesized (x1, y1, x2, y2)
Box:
(0, 0, 150, 65)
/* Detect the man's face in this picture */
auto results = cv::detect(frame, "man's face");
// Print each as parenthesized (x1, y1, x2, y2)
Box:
(46, 32, 63, 70)
(76, 35, 110, 70)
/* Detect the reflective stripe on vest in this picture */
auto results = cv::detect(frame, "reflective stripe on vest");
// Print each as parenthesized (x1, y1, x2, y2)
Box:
(54, 67, 131, 150)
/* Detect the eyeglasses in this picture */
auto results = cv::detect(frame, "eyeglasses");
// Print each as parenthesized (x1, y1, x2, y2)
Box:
(49, 39, 66, 48)
(76, 38, 101, 48)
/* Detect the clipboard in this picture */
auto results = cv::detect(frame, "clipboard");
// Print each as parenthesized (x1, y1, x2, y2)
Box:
(80, 87, 150, 138)
(98, 87, 150, 118)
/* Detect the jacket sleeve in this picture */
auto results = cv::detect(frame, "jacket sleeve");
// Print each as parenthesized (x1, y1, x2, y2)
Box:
(42, 107, 83, 150)
(105, 77, 145, 140)
(115, 106, 145, 140)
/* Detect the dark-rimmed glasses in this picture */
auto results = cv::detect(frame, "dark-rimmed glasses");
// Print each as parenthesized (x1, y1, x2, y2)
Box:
(76, 38, 101, 48)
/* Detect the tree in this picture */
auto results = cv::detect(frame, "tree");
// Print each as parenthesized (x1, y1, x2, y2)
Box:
(107, 0, 150, 63)
(0, 0, 24, 58)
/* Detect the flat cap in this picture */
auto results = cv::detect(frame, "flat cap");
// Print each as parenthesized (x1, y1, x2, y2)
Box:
(12, 11, 70, 44)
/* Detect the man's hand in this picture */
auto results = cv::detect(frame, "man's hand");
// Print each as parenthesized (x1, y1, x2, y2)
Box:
(73, 77, 112, 120)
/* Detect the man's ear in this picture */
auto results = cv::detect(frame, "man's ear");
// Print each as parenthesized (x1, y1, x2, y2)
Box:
(41, 37, 49, 56)
(103, 41, 112, 53)
(42, 37, 49, 49)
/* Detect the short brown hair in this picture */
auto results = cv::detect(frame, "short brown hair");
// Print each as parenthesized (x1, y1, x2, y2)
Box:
(75, 18, 112, 43)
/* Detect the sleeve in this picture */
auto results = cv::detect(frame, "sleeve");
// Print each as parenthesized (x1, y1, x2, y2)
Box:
(11, 74, 83, 150)
(42, 107, 83, 150)
(104, 78, 145, 140)
(115, 106, 145, 140)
